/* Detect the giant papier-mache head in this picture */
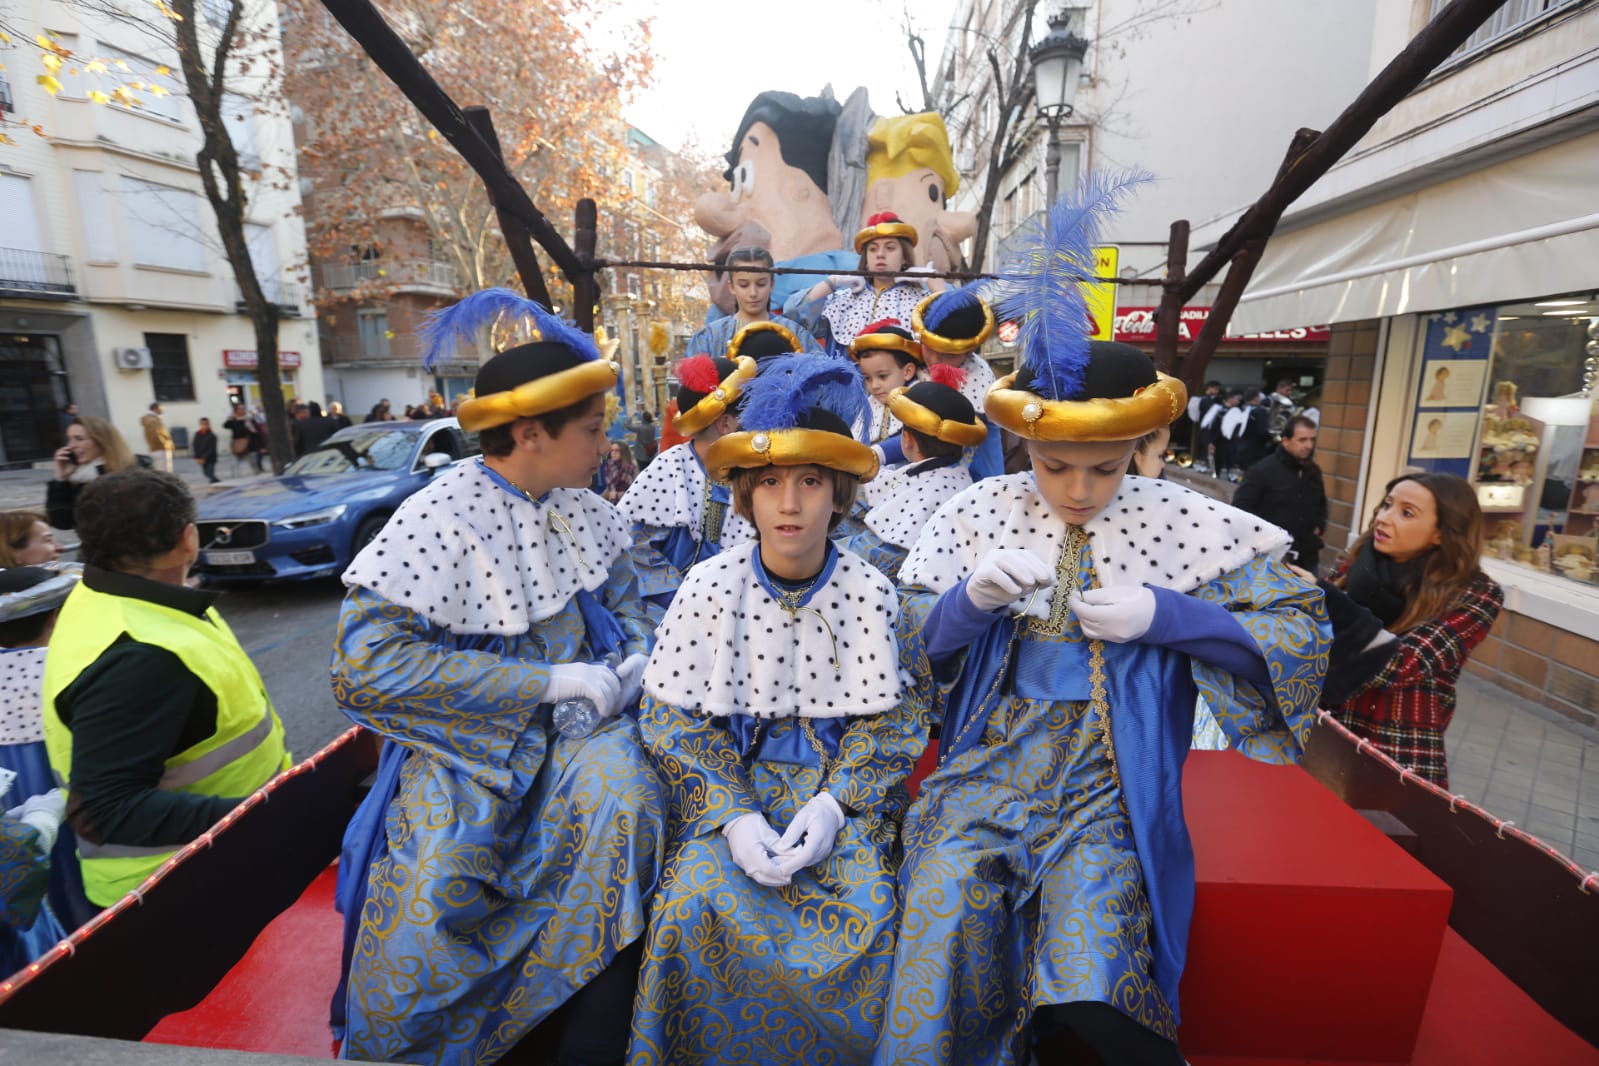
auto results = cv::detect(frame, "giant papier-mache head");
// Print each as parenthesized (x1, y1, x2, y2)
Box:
(705, 354, 879, 483)
(420, 289, 620, 433)
(988, 172, 1186, 442)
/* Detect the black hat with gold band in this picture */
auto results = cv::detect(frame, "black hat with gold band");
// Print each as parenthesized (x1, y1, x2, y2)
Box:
(888, 364, 988, 448)
(673, 354, 757, 437)
(727, 320, 805, 361)
(705, 354, 880, 483)
(911, 287, 995, 357)
(421, 289, 619, 433)
(987, 169, 1183, 442)
(854, 211, 918, 253)
(848, 319, 923, 366)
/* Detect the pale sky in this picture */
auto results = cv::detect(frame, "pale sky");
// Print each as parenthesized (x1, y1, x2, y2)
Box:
(611, 0, 957, 156)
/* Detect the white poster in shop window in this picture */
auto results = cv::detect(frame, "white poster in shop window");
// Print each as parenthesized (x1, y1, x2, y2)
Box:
(1410, 412, 1479, 460)
(1417, 359, 1488, 408)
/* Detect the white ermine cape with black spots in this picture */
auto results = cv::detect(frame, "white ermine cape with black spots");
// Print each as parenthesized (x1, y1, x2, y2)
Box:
(342, 459, 631, 635)
(0, 645, 46, 745)
(900, 472, 1292, 622)
(617, 442, 755, 547)
(865, 460, 974, 550)
(642, 541, 904, 718)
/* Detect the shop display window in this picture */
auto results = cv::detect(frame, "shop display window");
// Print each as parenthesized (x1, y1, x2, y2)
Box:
(1404, 292, 1598, 587)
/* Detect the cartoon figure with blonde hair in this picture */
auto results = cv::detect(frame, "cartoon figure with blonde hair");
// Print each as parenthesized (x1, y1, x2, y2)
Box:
(862, 112, 978, 275)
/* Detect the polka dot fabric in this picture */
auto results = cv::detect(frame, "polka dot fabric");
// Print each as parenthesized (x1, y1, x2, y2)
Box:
(0, 646, 46, 745)
(616, 443, 755, 549)
(342, 460, 632, 635)
(865, 461, 974, 551)
(642, 541, 904, 719)
(822, 283, 927, 348)
(900, 472, 1293, 620)
(954, 353, 995, 411)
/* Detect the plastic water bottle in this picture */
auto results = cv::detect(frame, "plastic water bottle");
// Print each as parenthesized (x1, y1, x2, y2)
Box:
(551, 653, 623, 740)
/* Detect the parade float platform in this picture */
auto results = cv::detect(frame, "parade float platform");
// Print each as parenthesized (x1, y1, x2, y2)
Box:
(1, 730, 1594, 1064)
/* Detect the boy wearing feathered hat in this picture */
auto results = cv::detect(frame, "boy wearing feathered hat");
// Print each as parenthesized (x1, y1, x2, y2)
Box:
(842, 365, 986, 582)
(873, 179, 1330, 1066)
(850, 318, 924, 450)
(330, 290, 666, 1066)
(630, 355, 930, 1065)
(912, 286, 1007, 478)
(793, 212, 932, 355)
(618, 353, 759, 623)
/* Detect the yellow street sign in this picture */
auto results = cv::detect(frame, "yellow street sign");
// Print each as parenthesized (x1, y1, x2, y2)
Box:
(1084, 246, 1118, 341)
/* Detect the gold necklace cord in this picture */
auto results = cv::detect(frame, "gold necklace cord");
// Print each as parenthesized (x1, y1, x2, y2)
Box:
(800, 718, 836, 777)
(546, 509, 591, 572)
(785, 603, 841, 673)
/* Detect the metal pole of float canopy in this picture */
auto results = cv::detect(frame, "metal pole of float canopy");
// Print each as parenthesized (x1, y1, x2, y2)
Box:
(1154, 0, 1515, 387)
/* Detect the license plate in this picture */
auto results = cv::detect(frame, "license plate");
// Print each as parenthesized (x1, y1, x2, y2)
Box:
(205, 550, 255, 565)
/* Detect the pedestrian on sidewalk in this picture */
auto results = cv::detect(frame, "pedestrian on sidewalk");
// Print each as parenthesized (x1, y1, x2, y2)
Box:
(192, 418, 220, 484)
(1304, 472, 1503, 787)
(140, 403, 175, 473)
(1233, 415, 1328, 569)
(222, 404, 264, 476)
(46, 416, 135, 531)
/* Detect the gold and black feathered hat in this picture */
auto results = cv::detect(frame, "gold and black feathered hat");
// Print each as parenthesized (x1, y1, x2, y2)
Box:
(854, 211, 918, 254)
(848, 319, 923, 366)
(911, 288, 995, 357)
(421, 289, 619, 433)
(705, 354, 879, 482)
(727, 320, 805, 361)
(987, 171, 1184, 442)
(673, 354, 758, 437)
(888, 364, 988, 448)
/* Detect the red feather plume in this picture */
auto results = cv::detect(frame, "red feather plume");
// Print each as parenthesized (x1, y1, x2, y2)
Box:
(860, 318, 902, 336)
(866, 211, 903, 227)
(678, 355, 721, 393)
(928, 363, 967, 391)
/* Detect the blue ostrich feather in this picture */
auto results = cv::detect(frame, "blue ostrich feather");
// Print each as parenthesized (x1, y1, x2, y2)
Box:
(419, 287, 599, 373)
(992, 170, 1151, 401)
(921, 284, 984, 334)
(740, 354, 867, 433)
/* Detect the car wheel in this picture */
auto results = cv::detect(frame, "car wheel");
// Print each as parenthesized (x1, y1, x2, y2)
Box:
(352, 513, 390, 555)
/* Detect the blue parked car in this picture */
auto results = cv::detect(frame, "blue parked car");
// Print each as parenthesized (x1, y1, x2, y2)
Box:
(193, 418, 476, 583)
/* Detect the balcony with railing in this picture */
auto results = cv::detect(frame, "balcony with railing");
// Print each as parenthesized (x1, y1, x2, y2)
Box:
(0, 248, 78, 300)
(319, 258, 459, 296)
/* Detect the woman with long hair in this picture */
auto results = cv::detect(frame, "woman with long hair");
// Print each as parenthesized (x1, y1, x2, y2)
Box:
(45, 416, 136, 530)
(599, 440, 638, 504)
(1310, 472, 1503, 786)
(0, 511, 63, 569)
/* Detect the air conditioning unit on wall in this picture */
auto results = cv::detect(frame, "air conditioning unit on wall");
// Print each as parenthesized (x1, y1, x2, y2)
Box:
(114, 346, 153, 370)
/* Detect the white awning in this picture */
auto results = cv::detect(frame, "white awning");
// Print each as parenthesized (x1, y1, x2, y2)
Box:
(1226, 131, 1599, 332)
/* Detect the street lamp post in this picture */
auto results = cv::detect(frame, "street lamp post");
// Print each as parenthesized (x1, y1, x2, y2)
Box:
(1029, 11, 1088, 206)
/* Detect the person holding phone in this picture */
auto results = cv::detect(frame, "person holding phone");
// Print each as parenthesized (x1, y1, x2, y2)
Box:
(46, 416, 136, 531)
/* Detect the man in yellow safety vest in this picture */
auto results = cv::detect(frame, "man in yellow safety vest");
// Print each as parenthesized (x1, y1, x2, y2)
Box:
(42, 468, 289, 908)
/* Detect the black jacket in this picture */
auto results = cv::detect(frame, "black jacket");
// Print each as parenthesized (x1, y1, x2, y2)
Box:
(1232, 446, 1329, 566)
(192, 428, 218, 462)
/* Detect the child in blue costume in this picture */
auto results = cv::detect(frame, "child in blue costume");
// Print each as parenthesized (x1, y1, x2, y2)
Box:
(330, 290, 666, 1066)
(688, 246, 822, 357)
(910, 288, 1005, 479)
(842, 364, 987, 582)
(850, 320, 922, 462)
(629, 356, 931, 1066)
(618, 354, 759, 624)
(873, 181, 1330, 1066)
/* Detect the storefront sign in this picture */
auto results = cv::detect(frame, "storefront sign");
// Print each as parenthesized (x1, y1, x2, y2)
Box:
(222, 349, 302, 369)
(1112, 307, 1330, 345)
(1085, 247, 1119, 341)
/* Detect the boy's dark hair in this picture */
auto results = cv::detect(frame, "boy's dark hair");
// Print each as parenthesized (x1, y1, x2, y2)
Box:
(729, 466, 859, 533)
(0, 610, 52, 647)
(477, 394, 604, 457)
(76, 468, 195, 571)
(905, 427, 961, 460)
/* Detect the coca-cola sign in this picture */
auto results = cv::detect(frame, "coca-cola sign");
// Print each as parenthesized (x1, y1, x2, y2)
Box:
(1113, 307, 1329, 345)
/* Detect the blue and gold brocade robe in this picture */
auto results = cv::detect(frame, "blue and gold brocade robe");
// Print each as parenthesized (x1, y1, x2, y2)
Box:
(330, 463, 666, 1066)
(629, 542, 933, 1066)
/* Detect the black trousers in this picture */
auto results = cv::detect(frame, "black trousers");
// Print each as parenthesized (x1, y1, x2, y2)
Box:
(503, 937, 645, 1066)
(1034, 1001, 1186, 1066)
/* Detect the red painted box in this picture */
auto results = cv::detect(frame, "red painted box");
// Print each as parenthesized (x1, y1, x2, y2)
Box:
(1178, 750, 1453, 1062)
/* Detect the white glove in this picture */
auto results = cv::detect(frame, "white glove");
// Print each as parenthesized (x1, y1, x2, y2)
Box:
(723, 812, 790, 888)
(773, 791, 846, 877)
(8, 788, 67, 853)
(828, 273, 868, 293)
(613, 653, 649, 716)
(966, 548, 1056, 613)
(1070, 586, 1157, 644)
(545, 663, 622, 715)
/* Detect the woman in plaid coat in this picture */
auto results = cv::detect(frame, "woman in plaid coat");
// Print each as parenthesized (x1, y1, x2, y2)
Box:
(1308, 472, 1502, 787)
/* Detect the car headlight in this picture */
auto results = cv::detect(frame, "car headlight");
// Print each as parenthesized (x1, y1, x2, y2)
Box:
(273, 504, 348, 530)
